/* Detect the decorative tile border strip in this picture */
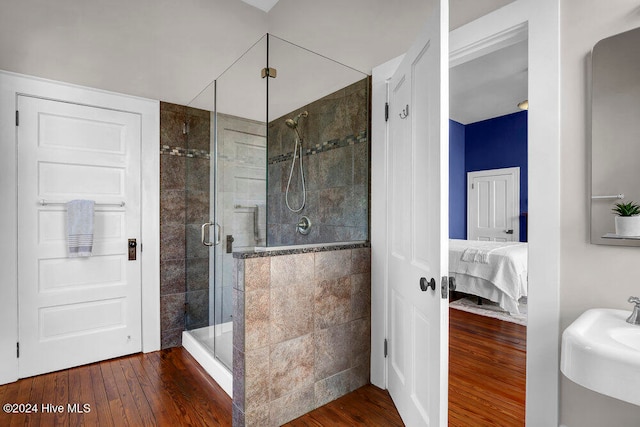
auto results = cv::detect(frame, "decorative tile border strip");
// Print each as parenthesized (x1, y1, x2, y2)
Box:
(268, 130, 367, 165)
(160, 145, 210, 160)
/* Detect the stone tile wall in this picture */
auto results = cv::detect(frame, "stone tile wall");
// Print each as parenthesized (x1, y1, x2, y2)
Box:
(232, 247, 371, 426)
(267, 78, 370, 245)
(160, 101, 211, 348)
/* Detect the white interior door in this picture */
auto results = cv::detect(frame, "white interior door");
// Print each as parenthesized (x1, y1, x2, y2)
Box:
(386, 1, 449, 425)
(467, 167, 519, 242)
(17, 95, 142, 378)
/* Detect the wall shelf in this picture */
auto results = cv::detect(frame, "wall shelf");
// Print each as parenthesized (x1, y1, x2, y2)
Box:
(602, 233, 640, 240)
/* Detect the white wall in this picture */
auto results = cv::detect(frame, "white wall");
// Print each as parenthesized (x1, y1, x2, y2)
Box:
(0, 0, 514, 109)
(560, 0, 640, 425)
(267, 0, 515, 74)
(0, 0, 268, 106)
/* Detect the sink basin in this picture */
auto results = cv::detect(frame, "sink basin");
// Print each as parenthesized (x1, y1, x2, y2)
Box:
(561, 308, 640, 406)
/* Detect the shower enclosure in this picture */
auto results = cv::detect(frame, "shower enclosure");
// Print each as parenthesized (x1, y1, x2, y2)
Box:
(182, 34, 370, 395)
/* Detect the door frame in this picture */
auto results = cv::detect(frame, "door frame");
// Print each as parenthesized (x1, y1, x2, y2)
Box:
(371, 0, 560, 425)
(467, 167, 520, 242)
(0, 70, 161, 385)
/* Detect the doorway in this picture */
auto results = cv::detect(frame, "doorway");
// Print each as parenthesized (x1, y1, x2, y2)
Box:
(16, 96, 143, 378)
(0, 71, 160, 386)
(371, 0, 560, 425)
(448, 25, 529, 423)
(371, 1, 561, 425)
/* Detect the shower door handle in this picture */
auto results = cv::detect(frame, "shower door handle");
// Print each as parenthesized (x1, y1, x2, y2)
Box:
(201, 222, 213, 246)
(214, 223, 221, 246)
(202, 222, 222, 247)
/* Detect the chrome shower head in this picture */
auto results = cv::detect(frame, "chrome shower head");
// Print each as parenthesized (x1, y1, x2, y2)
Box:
(285, 118, 297, 129)
(285, 111, 309, 129)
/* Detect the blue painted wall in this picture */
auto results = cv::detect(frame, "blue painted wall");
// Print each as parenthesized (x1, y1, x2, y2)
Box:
(449, 111, 528, 241)
(449, 120, 466, 239)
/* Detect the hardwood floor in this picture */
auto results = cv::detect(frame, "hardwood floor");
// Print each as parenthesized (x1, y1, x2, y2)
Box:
(284, 385, 403, 426)
(0, 347, 232, 427)
(0, 309, 525, 427)
(0, 348, 401, 427)
(449, 307, 527, 427)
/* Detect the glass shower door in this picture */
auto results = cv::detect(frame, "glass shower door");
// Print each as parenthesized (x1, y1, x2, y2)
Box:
(183, 86, 220, 363)
(213, 37, 268, 372)
(186, 35, 268, 371)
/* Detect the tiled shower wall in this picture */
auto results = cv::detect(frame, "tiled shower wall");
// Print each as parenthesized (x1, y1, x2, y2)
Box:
(232, 246, 371, 426)
(267, 78, 370, 245)
(159, 102, 211, 348)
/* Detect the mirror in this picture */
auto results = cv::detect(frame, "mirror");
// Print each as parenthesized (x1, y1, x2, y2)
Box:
(591, 26, 640, 246)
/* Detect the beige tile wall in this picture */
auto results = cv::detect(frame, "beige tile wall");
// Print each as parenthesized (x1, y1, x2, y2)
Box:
(232, 247, 371, 426)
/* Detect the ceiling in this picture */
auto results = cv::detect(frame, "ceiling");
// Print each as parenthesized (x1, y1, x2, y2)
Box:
(215, 0, 527, 124)
(0, 0, 518, 113)
(450, 39, 528, 125)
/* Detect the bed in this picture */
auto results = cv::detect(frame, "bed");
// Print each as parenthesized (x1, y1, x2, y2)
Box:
(449, 239, 528, 314)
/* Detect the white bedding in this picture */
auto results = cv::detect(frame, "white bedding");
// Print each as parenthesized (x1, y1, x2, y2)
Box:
(449, 239, 528, 314)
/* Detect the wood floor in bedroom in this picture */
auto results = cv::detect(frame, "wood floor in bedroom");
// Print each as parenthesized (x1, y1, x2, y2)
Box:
(449, 307, 527, 426)
(0, 309, 525, 427)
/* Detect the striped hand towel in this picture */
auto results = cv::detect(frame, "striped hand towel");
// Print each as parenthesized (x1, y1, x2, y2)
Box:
(67, 200, 95, 257)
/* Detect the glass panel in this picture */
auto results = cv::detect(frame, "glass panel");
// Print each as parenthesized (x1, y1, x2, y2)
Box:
(266, 34, 370, 246)
(182, 33, 371, 372)
(184, 83, 216, 361)
(184, 101, 212, 335)
(185, 35, 268, 370)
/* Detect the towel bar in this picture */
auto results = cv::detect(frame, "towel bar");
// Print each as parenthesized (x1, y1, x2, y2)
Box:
(234, 204, 260, 241)
(591, 194, 624, 200)
(39, 199, 126, 207)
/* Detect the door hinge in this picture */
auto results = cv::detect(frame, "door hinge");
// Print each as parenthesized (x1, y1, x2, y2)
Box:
(15, 110, 19, 126)
(384, 338, 388, 358)
(16, 342, 19, 358)
(471, 183, 474, 190)
(441, 276, 449, 299)
(261, 67, 277, 78)
(384, 102, 389, 122)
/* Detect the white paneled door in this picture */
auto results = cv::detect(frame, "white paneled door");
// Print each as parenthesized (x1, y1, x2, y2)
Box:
(467, 167, 520, 242)
(17, 96, 142, 378)
(386, 1, 449, 425)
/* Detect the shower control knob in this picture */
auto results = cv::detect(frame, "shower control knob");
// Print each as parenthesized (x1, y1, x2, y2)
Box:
(296, 216, 311, 235)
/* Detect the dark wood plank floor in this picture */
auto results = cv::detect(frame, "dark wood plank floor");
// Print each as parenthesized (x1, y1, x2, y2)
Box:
(449, 307, 527, 427)
(0, 308, 525, 427)
(0, 347, 232, 427)
(284, 385, 403, 426)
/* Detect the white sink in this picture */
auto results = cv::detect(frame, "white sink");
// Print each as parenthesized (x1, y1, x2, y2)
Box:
(561, 308, 640, 406)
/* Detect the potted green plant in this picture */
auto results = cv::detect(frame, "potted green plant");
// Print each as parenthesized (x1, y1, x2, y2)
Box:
(612, 201, 640, 236)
